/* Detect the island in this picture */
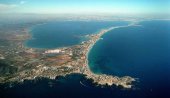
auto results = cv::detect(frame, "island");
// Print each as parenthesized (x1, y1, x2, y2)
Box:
(0, 21, 136, 89)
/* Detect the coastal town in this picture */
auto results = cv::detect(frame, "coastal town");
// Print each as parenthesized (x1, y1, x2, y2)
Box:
(0, 22, 135, 89)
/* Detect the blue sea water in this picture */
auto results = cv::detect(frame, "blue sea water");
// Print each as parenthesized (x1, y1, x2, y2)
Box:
(1, 20, 170, 98)
(0, 74, 122, 98)
(25, 21, 128, 49)
(88, 20, 170, 97)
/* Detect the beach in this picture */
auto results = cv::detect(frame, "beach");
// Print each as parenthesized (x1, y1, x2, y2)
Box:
(83, 24, 137, 88)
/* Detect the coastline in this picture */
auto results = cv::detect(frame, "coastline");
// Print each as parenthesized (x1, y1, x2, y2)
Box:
(85, 24, 135, 73)
(1, 19, 170, 98)
(0, 21, 137, 89)
(83, 24, 138, 88)
(23, 22, 52, 50)
(24, 22, 88, 50)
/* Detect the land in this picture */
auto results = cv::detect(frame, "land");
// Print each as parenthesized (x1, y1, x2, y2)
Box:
(0, 20, 136, 88)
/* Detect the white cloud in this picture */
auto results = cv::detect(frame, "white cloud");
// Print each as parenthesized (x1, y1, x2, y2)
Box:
(20, 1, 26, 5)
(0, 4, 17, 10)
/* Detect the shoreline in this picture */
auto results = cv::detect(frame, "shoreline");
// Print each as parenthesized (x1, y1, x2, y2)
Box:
(83, 24, 137, 88)
(0, 21, 137, 89)
(85, 24, 135, 73)
(24, 22, 89, 50)
(23, 22, 53, 50)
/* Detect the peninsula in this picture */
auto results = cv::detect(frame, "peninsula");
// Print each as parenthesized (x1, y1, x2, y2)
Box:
(0, 22, 136, 88)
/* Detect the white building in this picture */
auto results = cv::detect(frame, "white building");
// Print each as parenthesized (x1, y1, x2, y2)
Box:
(45, 49, 61, 54)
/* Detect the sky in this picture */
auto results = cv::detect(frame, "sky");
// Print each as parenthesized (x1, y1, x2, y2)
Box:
(0, 0, 170, 15)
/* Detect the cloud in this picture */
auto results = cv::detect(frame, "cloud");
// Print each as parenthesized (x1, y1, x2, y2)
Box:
(0, 4, 17, 10)
(20, 1, 26, 5)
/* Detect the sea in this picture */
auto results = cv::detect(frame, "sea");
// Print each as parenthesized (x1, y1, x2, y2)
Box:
(1, 20, 170, 98)
(25, 21, 128, 49)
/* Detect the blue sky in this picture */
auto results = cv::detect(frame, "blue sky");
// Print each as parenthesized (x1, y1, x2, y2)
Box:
(0, 0, 170, 15)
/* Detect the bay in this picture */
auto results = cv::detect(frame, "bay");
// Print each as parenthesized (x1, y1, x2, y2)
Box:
(88, 20, 170, 97)
(25, 21, 128, 49)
